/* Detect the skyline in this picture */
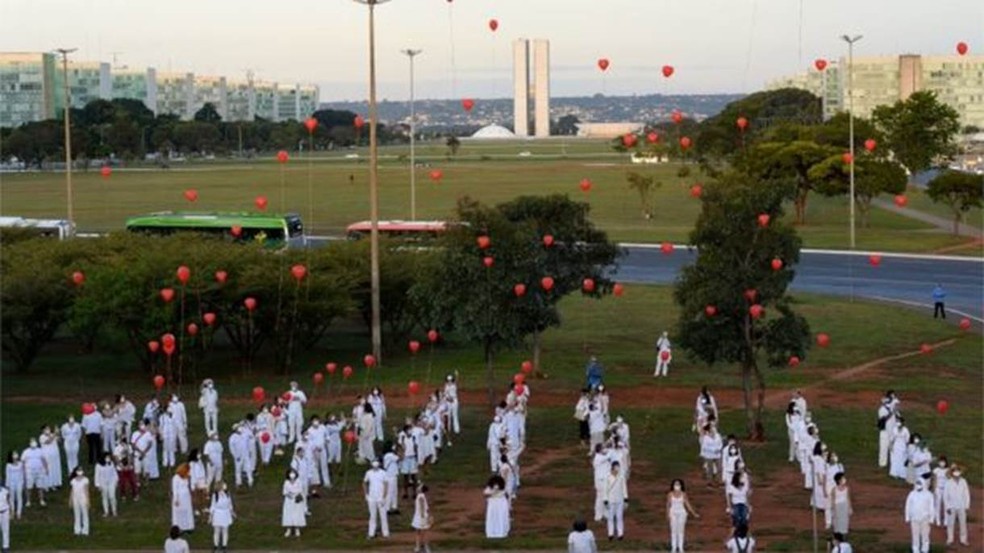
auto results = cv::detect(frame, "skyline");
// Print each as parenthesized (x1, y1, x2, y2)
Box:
(1, 0, 981, 102)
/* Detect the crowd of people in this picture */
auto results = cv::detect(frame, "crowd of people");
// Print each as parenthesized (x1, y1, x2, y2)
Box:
(483, 376, 531, 540)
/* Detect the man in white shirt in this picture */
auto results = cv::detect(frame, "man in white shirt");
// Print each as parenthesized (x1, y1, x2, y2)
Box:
(604, 461, 627, 540)
(943, 466, 970, 546)
(486, 416, 505, 473)
(363, 460, 389, 539)
(905, 480, 935, 553)
(306, 417, 330, 489)
(60, 415, 83, 475)
(167, 394, 189, 454)
(381, 444, 400, 514)
(81, 408, 103, 466)
(587, 404, 607, 452)
(0, 482, 10, 550)
(22, 440, 48, 507)
(286, 382, 307, 444)
(203, 433, 223, 487)
(592, 444, 611, 522)
(198, 379, 219, 435)
(228, 425, 251, 488)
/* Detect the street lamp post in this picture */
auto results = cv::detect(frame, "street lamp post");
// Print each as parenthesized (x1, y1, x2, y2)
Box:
(353, 0, 390, 363)
(401, 48, 422, 221)
(841, 34, 863, 250)
(56, 47, 77, 227)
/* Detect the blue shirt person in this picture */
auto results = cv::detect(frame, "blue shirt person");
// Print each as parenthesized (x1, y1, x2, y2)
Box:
(932, 284, 947, 319)
(585, 357, 604, 389)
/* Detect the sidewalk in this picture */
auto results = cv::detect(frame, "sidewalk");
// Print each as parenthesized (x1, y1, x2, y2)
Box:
(873, 198, 983, 239)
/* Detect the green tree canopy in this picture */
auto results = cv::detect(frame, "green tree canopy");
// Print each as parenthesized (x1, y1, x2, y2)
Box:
(194, 102, 223, 124)
(872, 90, 961, 173)
(735, 140, 837, 224)
(926, 170, 984, 235)
(811, 155, 908, 227)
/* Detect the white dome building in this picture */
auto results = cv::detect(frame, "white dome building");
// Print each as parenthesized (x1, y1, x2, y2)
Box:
(469, 124, 516, 139)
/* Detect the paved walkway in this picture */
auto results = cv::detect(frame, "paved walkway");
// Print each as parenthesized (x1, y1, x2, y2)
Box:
(873, 198, 983, 238)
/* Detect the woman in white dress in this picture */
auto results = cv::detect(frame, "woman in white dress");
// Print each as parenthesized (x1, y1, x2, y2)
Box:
(357, 403, 377, 463)
(282, 469, 307, 537)
(484, 474, 510, 539)
(40, 426, 62, 490)
(5, 452, 25, 519)
(827, 472, 852, 535)
(187, 449, 208, 517)
(411, 483, 431, 553)
(889, 419, 910, 479)
(170, 464, 194, 533)
(666, 479, 700, 553)
(369, 388, 387, 442)
(499, 454, 516, 500)
(785, 402, 802, 463)
(824, 451, 844, 528)
(209, 482, 235, 551)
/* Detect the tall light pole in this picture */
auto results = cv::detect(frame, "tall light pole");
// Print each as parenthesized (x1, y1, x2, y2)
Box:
(353, 0, 390, 363)
(56, 48, 77, 227)
(401, 48, 422, 220)
(841, 34, 862, 250)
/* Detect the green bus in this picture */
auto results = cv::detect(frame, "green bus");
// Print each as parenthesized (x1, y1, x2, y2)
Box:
(125, 212, 304, 246)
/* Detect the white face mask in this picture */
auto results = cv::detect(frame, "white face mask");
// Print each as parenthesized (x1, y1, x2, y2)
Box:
(953, 471, 961, 478)
(673, 484, 681, 491)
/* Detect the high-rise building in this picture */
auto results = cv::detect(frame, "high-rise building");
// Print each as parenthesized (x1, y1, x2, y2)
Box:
(532, 39, 550, 138)
(0, 52, 57, 127)
(193, 75, 228, 119)
(111, 66, 157, 114)
(512, 39, 530, 137)
(513, 39, 550, 138)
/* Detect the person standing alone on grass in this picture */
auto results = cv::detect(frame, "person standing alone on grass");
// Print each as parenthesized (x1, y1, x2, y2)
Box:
(364, 459, 390, 539)
(411, 483, 432, 553)
(932, 283, 946, 319)
(666, 478, 699, 553)
(604, 461, 628, 541)
(69, 467, 90, 537)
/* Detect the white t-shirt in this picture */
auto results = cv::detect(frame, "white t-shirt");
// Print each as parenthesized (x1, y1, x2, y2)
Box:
(164, 537, 191, 553)
(81, 412, 103, 434)
(568, 529, 597, 553)
(363, 468, 387, 500)
(726, 536, 756, 553)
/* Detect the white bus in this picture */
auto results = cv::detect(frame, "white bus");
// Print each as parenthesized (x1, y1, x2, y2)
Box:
(0, 216, 75, 240)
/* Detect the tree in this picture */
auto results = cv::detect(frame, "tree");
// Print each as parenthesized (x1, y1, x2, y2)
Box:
(926, 170, 984, 235)
(872, 91, 961, 174)
(194, 102, 222, 124)
(811, 156, 908, 227)
(811, 112, 882, 151)
(736, 141, 837, 224)
(445, 136, 461, 158)
(553, 114, 581, 136)
(625, 171, 661, 219)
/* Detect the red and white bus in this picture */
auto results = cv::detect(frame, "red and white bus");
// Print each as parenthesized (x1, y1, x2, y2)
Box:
(345, 220, 458, 241)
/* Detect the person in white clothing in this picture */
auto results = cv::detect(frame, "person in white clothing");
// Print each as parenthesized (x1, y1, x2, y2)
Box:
(285, 382, 307, 444)
(4, 452, 25, 519)
(94, 453, 118, 517)
(943, 466, 970, 547)
(357, 403, 377, 463)
(0, 483, 10, 551)
(587, 404, 607, 452)
(604, 461, 628, 540)
(484, 475, 510, 538)
(164, 525, 190, 553)
(306, 416, 330, 490)
(574, 390, 591, 448)
(69, 467, 90, 536)
(363, 460, 390, 539)
(171, 464, 194, 533)
(81, 407, 103, 466)
(785, 402, 802, 463)
(167, 394, 189, 455)
(115, 395, 137, 438)
(198, 380, 219, 436)
(39, 426, 62, 490)
(889, 418, 910, 479)
(567, 519, 597, 553)
(654, 331, 672, 377)
(486, 416, 505, 473)
(324, 414, 344, 466)
(228, 425, 252, 488)
(930, 456, 948, 526)
(694, 387, 719, 433)
(591, 444, 610, 522)
(666, 479, 699, 553)
(829, 532, 853, 553)
(131, 420, 160, 480)
(725, 524, 755, 553)
(905, 479, 934, 553)
(187, 449, 208, 517)
(99, 406, 117, 458)
(281, 469, 307, 537)
(699, 424, 723, 484)
(159, 410, 178, 469)
(60, 415, 83, 476)
(209, 482, 235, 552)
(876, 392, 897, 468)
(203, 433, 223, 487)
(382, 444, 400, 514)
(368, 388, 387, 442)
(21, 440, 48, 507)
(411, 483, 432, 553)
(444, 374, 461, 435)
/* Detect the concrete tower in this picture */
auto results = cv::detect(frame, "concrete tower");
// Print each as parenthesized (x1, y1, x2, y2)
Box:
(513, 39, 530, 137)
(532, 39, 550, 138)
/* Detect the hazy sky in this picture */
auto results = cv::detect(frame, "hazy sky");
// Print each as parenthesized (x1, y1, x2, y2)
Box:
(2, 0, 981, 102)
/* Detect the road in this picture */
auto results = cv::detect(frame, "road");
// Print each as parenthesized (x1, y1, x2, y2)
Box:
(617, 245, 984, 322)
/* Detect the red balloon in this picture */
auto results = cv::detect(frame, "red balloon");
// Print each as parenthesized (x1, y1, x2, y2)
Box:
(488, 19, 498, 32)
(161, 333, 176, 346)
(147, 340, 160, 353)
(582, 278, 596, 293)
(429, 169, 444, 182)
(816, 333, 830, 348)
(661, 65, 674, 78)
(597, 58, 610, 71)
(660, 350, 670, 361)
(919, 343, 933, 355)
(461, 98, 475, 112)
(513, 283, 527, 297)
(757, 213, 770, 227)
(864, 138, 877, 152)
(959, 318, 972, 331)
(671, 111, 683, 124)
(771, 258, 784, 271)
(354, 115, 365, 129)
(214, 270, 228, 284)
(866, 254, 882, 267)
(282, 391, 293, 402)
(679, 136, 692, 150)
(482, 256, 494, 268)
(203, 312, 217, 326)
(81, 403, 96, 415)
(304, 117, 318, 133)
(186, 322, 199, 336)
(408, 340, 421, 354)
(704, 305, 717, 317)
(660, 242, 673, 255)
(842, 152, 854, 165)
(476, 235, 491, 249)
(71, 271, 85, 286)
(622, 133, 637, 148)
(276, 150, 289, 164)
(260, 432, 271, 444)
(542, 234, 554, 247)
(956, 42, 968, 56)
(744, 289, 758, 302)
(814, 59, 828, 71)
(894, 195, 908, 208)
(513, 384, 524, 395)
(513, 373, 525, 385)
(231, 225, 242, 237)
(749, 304, 764, 319)
(427, 329, 439, 343)
(176, 265, 191, 285)
(736, 117, 749, 131)
(290, 264, 307, 282)
(363, 354, 376, 368)
(613, 283, 624, 297)
(161, 345, 173, 360)
(342, 365, 354, 379)
(408, 380, 421, 395)
(540, 276, 555, 291)
(160, 288, 175, 303)
(243, 297, 257, 311)
(646, 132, 659, 144)
(183, 189, 198, 202)
(579, 178, 593, 192)
(313, 372, 324, 385)
(153, 375, 165, 390)
(521, 360, 533, 374)
(255, 196, 268, 211)
(100, 165, 112, 178)
(326, 362, 337, 375)
(343, 430, 357, 444)
(689, 184, 703, 199)
(788, 356, 801, 368)
(936, 400, 949, 415)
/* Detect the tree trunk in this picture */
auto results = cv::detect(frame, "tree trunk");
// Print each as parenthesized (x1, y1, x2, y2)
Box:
(752, 362, 767, 441)
(952, 210, 962, 236)
(485, 338, 495, 408)
(858, 199, 871, 228)
(795, 189, 809, 225)
(741, 361, 755, 438)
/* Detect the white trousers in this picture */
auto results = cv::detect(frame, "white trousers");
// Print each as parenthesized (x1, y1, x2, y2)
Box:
(385, 475, 398, 511)
(313, 449, 330, 488)
(100, 485, 117, 516)
(0, 510, 9, 548)
(787, 430, 796, 462)
(946, 509, 968, 544)
(9, 485, 23, 517)
(233, 456, 253, 487)
(203, 410, 218, 435)
(374, 415, 385, 442)
(162, 436, 177, 467)
(327, 440, 341, 464)
(206, 462, 223, 487)
(594, 482, 606, 521)
(654, 358, 670, 377)
(909, 520, 930, 553)
(287, 410, 303, 443)
(73, 502, 89, 535)
(213, 525, 229, 547)
(606, 501, 624, 538)
(449, 401, 460, 434)
(669, 510, 687, 552)
(260, 440, 274, 464)
(177, 425, 188, 454)
(367, 499, 389, 537)
(878, 430, 890, 467)
(65, 443, 80, 475)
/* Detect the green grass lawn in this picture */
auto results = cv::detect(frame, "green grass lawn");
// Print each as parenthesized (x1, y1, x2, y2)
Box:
(2, 285, 980, 550)
(901, 185, 984, 231)
(1, 148, 976, 254)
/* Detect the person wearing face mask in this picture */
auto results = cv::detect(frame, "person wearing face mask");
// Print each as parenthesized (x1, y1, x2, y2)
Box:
(21, 439, 48, 507)
(69, 467, 90, 536)
(363, 459, 390, 539)
(187, 449, 207, 517)
(285, 382, 307, 445)
(824, 451, 844, 528)
(587, 404, 607, 452)
(203, 433, 224, 488)
(812, 442, 829, 515)
(171, 464, 194, 533)
(797, 421, 818, 488)
(357, 403, 377, 464)
(905, 479, 934, 553)
(167, 394, 188, 455)
(726, 465, 751, 530)
(368, 388, 387, 443)
(209, 481, 235, 552)
(159, 409, 178, 469)
(827, 472, 852, 535)
(324, 414, 344, 466)
(115, 394, 136, 438)
(910, 440, 932, 488)
(382, 443, 400, 514)
(943, 465, 970, 547)
(256, 406, 276, 466)
(39, 425, 62, 490)
(694, 387, 719, 434)
(889, 418, 910, 480)
(666, 479, 699, 553)
(398, 422, 419, 501)
(722, 438, 742, 487)
(60, 415, 83, 476)
(198, 380, 219, 436)
(876, 392, 897, 468)
(94, 453, 118, 517)
(699, 424, 723, 485)
(930, 456, 948, 527)
(81, 405, 103, 466)
(228, 424, 250, 489)
(785, 402, 803, 464)
(604, 461, 628, 541)
(5, 452, 25, 519)
(131, 419, 159, 481)
(590, 444, 610, 522)
(484, 474, 510, 538)
(289, 445, 312, 502)
(306, 416, 330, 490)
(444, 374, 460, 435)
(281, 469, 306, 538)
